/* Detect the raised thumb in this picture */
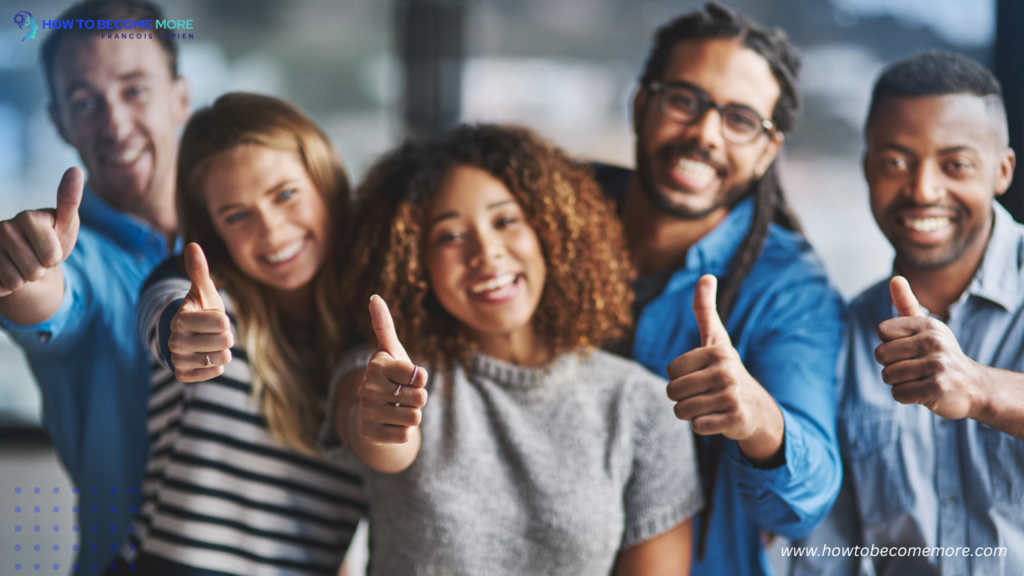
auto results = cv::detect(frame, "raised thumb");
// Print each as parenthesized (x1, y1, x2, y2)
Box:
(183, 243, 223, 312)
(693, 274, 731, 347)
(54, 167, 84, 250)
(890, 276, 925, 318)
(369, 294, 410, 362)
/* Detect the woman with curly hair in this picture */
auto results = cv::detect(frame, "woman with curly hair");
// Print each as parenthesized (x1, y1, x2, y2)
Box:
(325, 124, 703, 575)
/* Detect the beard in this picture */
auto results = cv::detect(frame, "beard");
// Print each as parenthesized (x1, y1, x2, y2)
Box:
(635, 139, 753, 221)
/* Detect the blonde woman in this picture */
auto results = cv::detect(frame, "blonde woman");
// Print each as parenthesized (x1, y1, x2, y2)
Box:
(119, 93, 363, 575)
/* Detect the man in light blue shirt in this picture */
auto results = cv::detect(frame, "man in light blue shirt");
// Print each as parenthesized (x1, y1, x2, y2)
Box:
(0, 0, 188, 572)
(794, 51, 1024, 576)
(594, 3, 844, 574)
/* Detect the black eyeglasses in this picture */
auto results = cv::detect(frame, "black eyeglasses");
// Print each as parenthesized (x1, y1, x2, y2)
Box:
(648, 80, 775, 145)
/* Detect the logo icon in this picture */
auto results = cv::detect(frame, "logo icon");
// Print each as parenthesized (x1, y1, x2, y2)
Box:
(14, 11, 38, 41)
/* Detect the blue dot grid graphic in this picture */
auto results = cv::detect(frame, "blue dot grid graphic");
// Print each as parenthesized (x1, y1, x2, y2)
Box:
(6, 484, 145, 572)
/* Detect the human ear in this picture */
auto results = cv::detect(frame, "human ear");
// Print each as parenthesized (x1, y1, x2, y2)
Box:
(48, 102, 71, 146)
(753, 131, 784, 179)
(994, 147, 1015, 197)
(631, 87, 650, 138)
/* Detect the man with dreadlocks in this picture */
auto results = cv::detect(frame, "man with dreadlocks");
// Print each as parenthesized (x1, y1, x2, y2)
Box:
(593, 3, 844, 575)
(793, 51, 1023, 576)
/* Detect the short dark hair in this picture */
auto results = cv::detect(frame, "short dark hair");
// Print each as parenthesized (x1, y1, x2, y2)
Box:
(867, 50, 1005, 130)
(41, 0, 179, 104)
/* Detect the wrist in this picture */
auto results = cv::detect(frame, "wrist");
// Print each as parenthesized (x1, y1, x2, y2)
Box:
(737, 397, 785, 467)
(967, 362, 996, 423)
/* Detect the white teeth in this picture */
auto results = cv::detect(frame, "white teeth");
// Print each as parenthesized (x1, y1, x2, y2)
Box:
(903, 217, 951, 232)
(674, 158, 717, 186)
(264, 239, 305, 264)
(470, 273, 517, 294)
(108, 146, 143, 166)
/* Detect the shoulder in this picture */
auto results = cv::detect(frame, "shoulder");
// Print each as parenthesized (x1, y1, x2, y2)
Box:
(590, 162, 632, 203)
(577, 348, 664, 385)
(846, 279, 891, 332)
(575, 349, 668, 413)
(141, 256, 188, 293)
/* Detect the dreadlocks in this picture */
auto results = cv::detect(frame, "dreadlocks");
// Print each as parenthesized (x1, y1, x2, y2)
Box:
(637, 2, 804, 559)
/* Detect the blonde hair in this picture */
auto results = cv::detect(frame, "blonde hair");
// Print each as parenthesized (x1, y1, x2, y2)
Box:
(176, 92, 352, 455)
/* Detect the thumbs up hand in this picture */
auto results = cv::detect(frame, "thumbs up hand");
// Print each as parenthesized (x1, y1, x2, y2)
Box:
(0, 167, 83, 297)
(666, 275, 785, 465)
(874, 276, 983, 420)
(168, 243, 234, 382)
(357, 295, 429, 445)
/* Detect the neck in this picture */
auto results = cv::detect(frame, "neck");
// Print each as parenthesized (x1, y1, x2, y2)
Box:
(89, 177, 179, 246)
(474, 323, 551, 367)
(274, 281, 317, 330)
(621, 173, 729, 276)
(897, 217, 993, 320)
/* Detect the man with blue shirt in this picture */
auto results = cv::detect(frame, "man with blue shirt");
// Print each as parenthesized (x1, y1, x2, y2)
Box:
(594, 3, 844, 575)
(0, 0, 187, 571)
(793, 51, 1023, 576)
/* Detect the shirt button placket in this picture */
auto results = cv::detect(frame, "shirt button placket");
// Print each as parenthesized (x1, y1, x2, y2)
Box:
(935, 415, 967, 576)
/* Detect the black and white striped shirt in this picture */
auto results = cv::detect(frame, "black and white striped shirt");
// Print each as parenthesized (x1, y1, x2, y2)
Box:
(127, 259, 365, 575)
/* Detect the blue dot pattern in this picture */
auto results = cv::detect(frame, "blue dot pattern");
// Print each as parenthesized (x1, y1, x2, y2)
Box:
(11, 484, 143, 572)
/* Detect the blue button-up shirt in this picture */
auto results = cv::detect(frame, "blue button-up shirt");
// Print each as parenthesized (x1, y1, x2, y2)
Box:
(798, 201, 1024, 576)
(0, 188, 175, 573)
(595, 165, 845, 576)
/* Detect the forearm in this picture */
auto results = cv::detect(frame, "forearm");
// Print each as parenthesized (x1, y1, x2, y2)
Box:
(737, 393, 786, 467)
(345, 401, 421, 473)
(0, 266, 64, 326)
(613, 519, 693, 576)
(734, 409, 842, 539)
(973, 366, 1024, 440)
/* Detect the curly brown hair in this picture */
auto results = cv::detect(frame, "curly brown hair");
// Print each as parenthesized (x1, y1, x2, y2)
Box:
(343, 124, 634, 374)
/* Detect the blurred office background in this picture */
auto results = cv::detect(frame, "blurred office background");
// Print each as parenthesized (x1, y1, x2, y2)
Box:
(0, 0, 1017, 573)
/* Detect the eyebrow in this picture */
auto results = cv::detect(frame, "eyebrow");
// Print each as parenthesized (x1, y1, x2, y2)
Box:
(215, 179, 295, 215)
(878, 143, 980, 156)
(428, 199, 516, 228)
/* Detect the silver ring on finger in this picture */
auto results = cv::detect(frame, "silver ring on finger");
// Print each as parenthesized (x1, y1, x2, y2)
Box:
(394, 365, 419, 407)
(205, 355, 213, 368)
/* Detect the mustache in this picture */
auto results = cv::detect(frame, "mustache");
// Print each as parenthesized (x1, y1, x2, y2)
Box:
(885, 200, 962, 216)
(655, 144, 725, 172)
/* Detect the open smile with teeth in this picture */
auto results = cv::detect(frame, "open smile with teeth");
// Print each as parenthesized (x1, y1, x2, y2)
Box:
(263, 238, 307, 264)
(673, 157, 718, 187)
(901, 216, 952, 233)
(470, 273, 518, 294)
(106, 145, 145, 167)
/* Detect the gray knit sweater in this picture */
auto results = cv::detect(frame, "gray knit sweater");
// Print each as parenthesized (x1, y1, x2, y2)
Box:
(322, 347, 703, 576)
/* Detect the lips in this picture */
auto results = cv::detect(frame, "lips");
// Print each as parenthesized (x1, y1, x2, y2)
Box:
(656, 147, 724, 192)
(102, 143, 147, 168)
(468, 272, 522, 302)
(261, 237, 307, 265)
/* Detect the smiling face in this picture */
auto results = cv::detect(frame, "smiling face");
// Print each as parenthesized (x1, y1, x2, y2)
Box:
(865, 94, 1015, 271)
(633, 38, 784, 220)
(424, 166, 547, 357)
(203, 144, 330, 295)
(49, 35, 188, 216)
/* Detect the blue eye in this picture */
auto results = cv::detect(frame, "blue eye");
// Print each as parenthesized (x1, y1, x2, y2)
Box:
(495, 217, 518, 228)
(225, 211, 248, 224)
(277, 189, 296, 202)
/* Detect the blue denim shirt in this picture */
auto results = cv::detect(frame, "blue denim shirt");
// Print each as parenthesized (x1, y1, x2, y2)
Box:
(595, 165, 845, 576)
(0, 189, 175, 573)
(797, 201, 1024, 576)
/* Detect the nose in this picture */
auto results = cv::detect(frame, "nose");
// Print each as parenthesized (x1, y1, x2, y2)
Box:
(467, 226, 505, 268)
(254, 205, 289, 240)
(908, 160, 945, 205)
(689, 106, 725, 151)
(100, 97, 134, 143)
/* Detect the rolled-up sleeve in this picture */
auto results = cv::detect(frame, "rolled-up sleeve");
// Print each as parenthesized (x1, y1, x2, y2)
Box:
(730, 278, 845, 540)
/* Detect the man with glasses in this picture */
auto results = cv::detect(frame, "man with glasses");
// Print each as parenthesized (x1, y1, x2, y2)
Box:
(594, 4, 844, 575)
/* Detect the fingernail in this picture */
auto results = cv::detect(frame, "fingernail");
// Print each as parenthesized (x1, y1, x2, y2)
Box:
(370, 294, 379, 302)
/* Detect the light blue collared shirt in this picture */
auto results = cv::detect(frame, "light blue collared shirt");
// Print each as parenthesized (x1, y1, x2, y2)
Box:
(795, 201, 1024, 576)
(0, 188, 176, 573)
(594, 165, 846, 576)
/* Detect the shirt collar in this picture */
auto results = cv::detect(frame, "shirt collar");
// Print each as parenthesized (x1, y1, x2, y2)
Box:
(79, 186, 174, 260)
(966, 200, 1021, 311)
(681, 195, 755, 274)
